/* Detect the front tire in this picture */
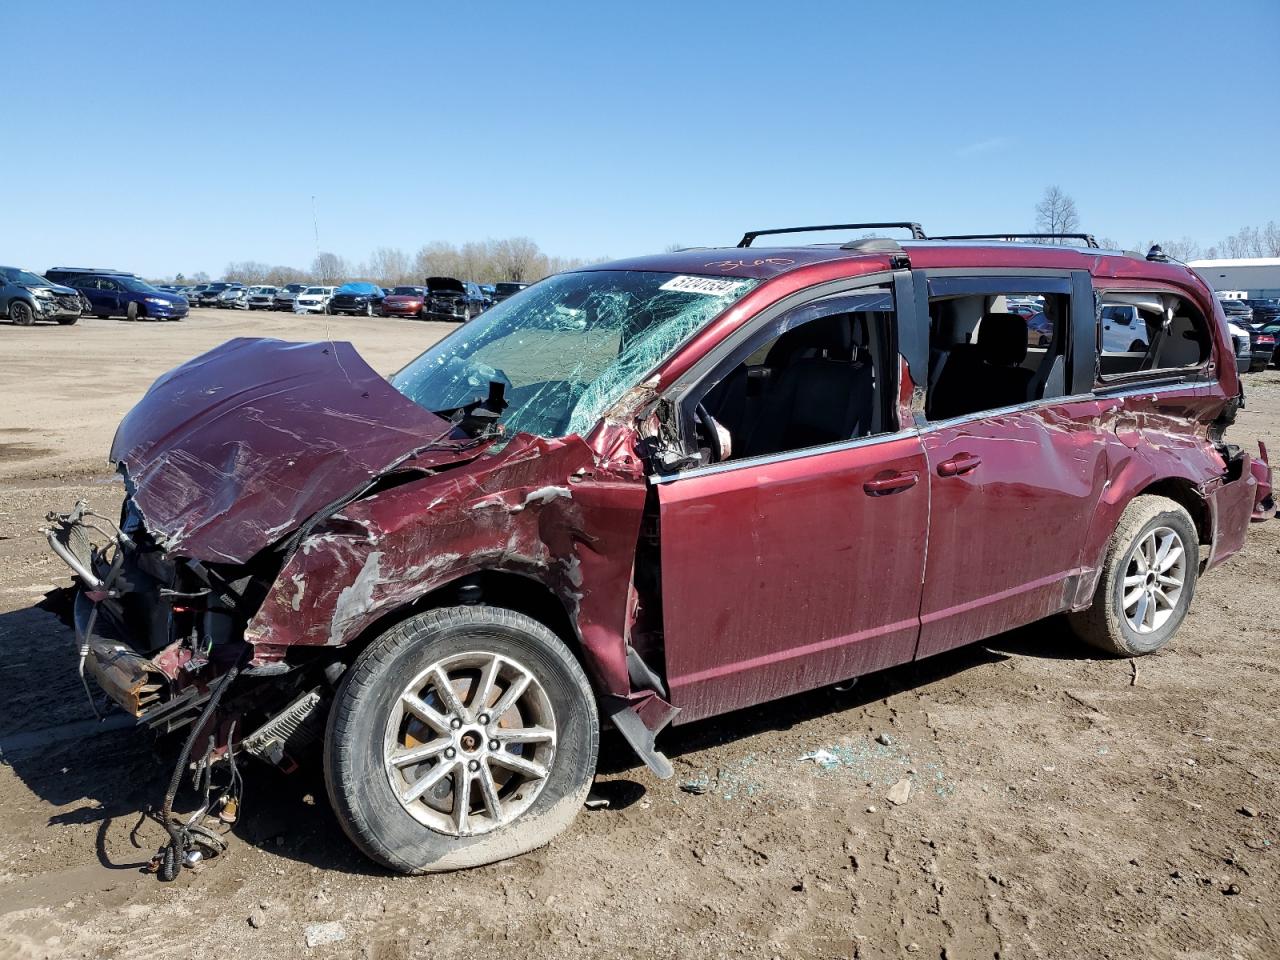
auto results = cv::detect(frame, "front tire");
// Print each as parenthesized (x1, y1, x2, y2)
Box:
(1068, 495, 1198, 656)
(10, 301, 35, 325)
(324, 606, 598, 874)
(57, 315, 79, 325)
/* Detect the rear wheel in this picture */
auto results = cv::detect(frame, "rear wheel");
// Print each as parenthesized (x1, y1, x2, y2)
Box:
(56, 315, 79, 326)
(1068, 495, 1198, 656)
(325, 606, 598, 874)
(10, 301, 35, 325)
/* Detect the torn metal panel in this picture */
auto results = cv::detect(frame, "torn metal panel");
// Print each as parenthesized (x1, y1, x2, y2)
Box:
(246, 433, 650, 699)
(111, 338, 465, 563)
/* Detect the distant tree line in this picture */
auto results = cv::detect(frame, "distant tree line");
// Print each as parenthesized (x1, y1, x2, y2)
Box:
(160, 237, 604, 286)
(1033, 186, 1279, 261)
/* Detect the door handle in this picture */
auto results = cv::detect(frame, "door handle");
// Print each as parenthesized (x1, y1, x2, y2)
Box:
(863, 470, 919, 495)
(937, 453, 981, 477)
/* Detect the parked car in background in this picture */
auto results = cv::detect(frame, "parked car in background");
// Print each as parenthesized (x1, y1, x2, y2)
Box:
(245, 286, 279, 310)
(424, 276, 487, 321)
(194, 282, 242, 307)
(1244, 299, 1280, 328)
(1219, 297, 1254, 326)
(479, 283, 496, 307)
(293, 286, 336, 314)
(272, 283, 310, 311)
(44, 266, 138, 286)
(380, 286, 427, 318)
(1248, 327, 1276, 370)
(1226, 321, 1252, 374)
(185, 284, 210, 305)
(0, 266, 83, 325)
(66, 273, 189, 321)
(328, 281, 386, 316)
(218, 287, 250, 309)
(492, 281, 530, 304)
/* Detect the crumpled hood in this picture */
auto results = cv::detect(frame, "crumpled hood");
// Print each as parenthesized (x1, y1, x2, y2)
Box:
(111, 337, 461, 563)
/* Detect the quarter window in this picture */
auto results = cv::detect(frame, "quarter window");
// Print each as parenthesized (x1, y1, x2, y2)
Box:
(1097, 292, 1210, 380)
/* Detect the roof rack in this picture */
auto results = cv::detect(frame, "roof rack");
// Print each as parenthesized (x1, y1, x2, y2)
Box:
(930, 233, 1099, 249)
(737, 222, 927, 248)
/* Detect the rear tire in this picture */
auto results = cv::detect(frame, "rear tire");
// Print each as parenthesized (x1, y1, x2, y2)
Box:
(1068, 495, 1198, 656)
(56, 315, 79, 326)
(10, 301, 35, 325)
(325, 606, 598, 874)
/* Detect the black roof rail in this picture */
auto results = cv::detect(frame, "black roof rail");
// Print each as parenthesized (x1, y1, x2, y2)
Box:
(737, 222, 927, 248)
(930, 233, 1099, 249)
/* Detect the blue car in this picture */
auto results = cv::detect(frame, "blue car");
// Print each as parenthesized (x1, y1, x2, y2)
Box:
(66, 273, 189, 321)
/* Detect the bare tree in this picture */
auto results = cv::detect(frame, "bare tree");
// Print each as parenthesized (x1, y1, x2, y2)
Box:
(1159, 237, 1203, 262)
(1264, 220, 1280, 257)
(491, 237, 543, 282)
(266, 265, 308, 286)
(365, 247, 411, 286)
(1034, 186, 1081, 241)
(311, 251, 347, 285)
(224, 260, 271, 284)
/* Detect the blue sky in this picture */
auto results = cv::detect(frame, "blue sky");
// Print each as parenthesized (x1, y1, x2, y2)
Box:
(4, 0, 1278, 278)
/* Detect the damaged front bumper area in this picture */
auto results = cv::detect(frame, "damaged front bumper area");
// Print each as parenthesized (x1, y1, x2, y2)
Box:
(44, 499, 255, 728)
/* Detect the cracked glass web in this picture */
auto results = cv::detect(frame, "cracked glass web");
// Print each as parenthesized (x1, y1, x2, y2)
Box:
(392, 270, 759, 438)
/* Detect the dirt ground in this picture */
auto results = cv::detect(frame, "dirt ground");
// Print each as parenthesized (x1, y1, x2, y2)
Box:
(1, 309, 1278, 960)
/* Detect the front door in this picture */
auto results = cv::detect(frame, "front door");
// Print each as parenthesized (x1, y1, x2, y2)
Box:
(652, 281, 929, 723)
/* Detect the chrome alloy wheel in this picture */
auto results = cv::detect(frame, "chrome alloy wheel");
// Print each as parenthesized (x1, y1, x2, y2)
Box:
(1122, 526, 1187, 634)
(383, 652, 556, 837)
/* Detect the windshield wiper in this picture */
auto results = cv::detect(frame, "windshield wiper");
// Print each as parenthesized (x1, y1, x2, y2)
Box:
(452, 381, 509, 438)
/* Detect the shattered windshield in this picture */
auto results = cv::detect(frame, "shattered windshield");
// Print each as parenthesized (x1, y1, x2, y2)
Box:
(392, 270, 758, 438)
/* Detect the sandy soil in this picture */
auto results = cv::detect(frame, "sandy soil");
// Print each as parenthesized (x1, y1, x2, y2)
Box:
(1, 310, 1277, 960)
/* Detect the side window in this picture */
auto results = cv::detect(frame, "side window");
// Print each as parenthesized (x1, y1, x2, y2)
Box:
(685, 289, 895, 464)
(99, 278, 118, 292)
(924, 277, 1071, 422)
(77, 277, 98, 290)
(1097, 292, 1210, 380)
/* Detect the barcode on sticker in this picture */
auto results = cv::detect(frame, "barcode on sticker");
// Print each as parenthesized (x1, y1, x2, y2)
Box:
(659, 275, 746, 296)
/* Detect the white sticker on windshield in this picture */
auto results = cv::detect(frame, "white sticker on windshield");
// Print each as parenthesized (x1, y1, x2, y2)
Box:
(659, 275, 747, 297)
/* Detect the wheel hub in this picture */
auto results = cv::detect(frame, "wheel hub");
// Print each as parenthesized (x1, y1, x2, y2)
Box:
(1122, 525, 1187, 635)
(383, 651, 557, 837)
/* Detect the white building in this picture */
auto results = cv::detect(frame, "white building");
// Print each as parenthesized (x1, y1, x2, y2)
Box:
(1188, 258, 1280, 299)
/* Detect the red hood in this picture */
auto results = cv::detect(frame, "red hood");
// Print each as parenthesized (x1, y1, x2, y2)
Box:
(111, 338, 467, 563)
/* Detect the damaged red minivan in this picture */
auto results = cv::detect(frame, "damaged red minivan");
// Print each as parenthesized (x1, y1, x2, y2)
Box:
(47, 225, 1273, 875)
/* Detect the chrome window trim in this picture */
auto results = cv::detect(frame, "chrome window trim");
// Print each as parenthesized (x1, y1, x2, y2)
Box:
(650, 427, 918, 485)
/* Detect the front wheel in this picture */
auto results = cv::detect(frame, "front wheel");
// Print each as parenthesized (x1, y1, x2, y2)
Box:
(57, 315, 79, 326)
(324, 606, 598, 874)
(1068, 495, 1198, 656)
(10, 301, 35, 325)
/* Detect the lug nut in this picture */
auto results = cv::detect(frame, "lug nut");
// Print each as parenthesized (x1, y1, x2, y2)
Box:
(444, 747, 456, 759)
(468, 759, 480, 772)
(450, 718, 463, 730)
(478, 713, 490, 725)
(488, 740, 500, 751)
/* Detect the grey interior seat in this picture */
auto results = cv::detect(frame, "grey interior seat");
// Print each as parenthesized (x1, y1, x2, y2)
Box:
(929, 312, 1035, 420)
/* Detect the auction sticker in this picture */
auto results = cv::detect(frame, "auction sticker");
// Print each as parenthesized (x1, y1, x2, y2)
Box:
(659, 275, 746, 296)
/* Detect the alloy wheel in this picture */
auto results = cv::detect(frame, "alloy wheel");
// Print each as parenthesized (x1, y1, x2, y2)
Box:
(383, 651, 556, 837)
(1121, 526, 1186, 634)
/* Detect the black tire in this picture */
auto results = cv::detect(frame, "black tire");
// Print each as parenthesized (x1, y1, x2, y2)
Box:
(10, 300, 35, 326)
(126, 301, 140, 322)
(56, 315, 79, 326)
(324, 606, 598, 874)
(1068, 495, 1198, 656)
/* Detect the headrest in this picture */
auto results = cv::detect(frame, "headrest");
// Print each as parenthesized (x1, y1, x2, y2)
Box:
(772, 314, 854, 362)
(977, 313, 1028, 366)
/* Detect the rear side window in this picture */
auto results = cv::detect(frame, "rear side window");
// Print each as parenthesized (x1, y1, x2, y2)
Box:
(923, 276, 1072, 422)
(1097, 292, 1210, 381)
